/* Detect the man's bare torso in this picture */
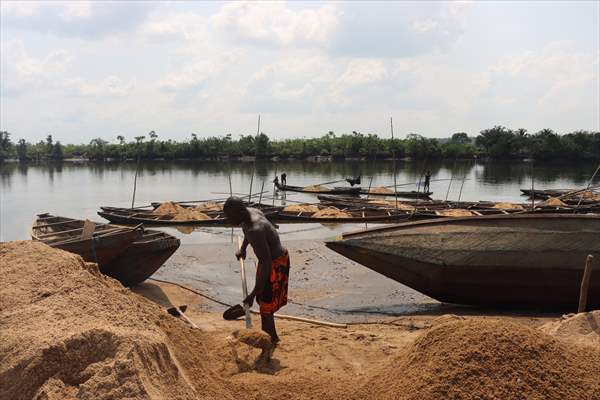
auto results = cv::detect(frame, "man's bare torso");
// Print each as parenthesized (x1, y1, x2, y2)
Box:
(241, 208, 284, 260)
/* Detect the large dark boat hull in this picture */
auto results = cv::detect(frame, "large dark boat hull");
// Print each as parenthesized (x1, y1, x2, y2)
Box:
(326, 214, 600, 310)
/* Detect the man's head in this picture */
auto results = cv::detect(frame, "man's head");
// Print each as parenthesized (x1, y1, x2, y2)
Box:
(223, 196, 249, 225)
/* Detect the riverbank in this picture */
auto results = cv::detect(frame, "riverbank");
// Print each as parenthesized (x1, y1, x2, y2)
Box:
(2, 241, 599, 400)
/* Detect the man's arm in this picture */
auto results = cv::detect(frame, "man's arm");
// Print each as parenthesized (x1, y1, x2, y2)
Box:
(236, 237, 249, 260)
(244, 229, 271, 305)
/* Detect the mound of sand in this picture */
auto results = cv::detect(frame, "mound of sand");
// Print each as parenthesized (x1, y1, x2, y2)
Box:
(540, 311, 600, 348)
(153, 201, 186, 214)
(368, 199, 415, 211)
(368, 187, 394, 195)
(313, 208, 352, 218)
(233, 329, 273, 351)
(492, 202, 525, 210)
(302, 185, 328, 192)
(0, 241, 229, 400)
(360, 318, 600, 400)
(172, 210, 211, 221)
(153, 202, 212, 221)
(543, 197, 567, 207)
(436, 209, 473, 217)
(193, 202, 223, 212)
(283, 204, 320, 213)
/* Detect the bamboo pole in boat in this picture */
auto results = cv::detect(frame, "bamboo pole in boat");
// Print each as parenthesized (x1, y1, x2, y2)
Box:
(131, 154, 141, 209)
(445, 158, 457, 202)
(258, 181, 265, 205)
(391, 117, 398, 210)
(574, 164, 600, 212)
(578, 255, 594, 313)
(530, 162, 535, 212)
(248, 170, 254, 204)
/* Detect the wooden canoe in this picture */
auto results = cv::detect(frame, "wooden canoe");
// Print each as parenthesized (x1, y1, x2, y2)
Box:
(358, 189, 433, 199)
(31, 214, 180, 286)
(31, 213, 141, 267)
(272, 207, 428, 223)
(98, 206, 228, 225)
(326, 214, 600, 310)
(275, 182, 362, 195)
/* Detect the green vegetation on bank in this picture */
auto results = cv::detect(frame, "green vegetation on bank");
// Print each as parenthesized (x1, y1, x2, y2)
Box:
(0, 127, 598, 163)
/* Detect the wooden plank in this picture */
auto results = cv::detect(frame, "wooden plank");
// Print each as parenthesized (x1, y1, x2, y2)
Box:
(81, 220, 96, 239)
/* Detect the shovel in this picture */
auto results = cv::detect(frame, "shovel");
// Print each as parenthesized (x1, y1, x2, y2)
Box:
(167, 304, 198, 329)
(238, 236, 253, 329)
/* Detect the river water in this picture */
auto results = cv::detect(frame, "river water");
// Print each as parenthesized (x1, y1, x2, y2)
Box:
(2, 160, 597, 319)
(1, 160, 597, 242)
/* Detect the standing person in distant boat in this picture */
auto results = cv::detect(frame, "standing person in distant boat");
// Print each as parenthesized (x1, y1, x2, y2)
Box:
(281, 172, 287, 186)
(424, 171, 431, 192)
(223, 197, 290, 353)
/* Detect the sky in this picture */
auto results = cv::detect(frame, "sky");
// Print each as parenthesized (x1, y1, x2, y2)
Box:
(1, 0, 599, 144)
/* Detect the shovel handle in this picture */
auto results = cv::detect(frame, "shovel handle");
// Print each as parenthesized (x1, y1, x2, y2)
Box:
(238, 236, 252, 329)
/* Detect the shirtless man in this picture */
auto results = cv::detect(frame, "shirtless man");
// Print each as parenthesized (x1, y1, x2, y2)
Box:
(223, 197, 290, 346)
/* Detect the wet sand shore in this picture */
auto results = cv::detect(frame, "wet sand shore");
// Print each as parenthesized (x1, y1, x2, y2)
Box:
(152, 238, 562, 323)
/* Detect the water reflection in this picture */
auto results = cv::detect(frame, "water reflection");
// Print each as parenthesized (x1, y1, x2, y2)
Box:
(0, 159, 597, 242)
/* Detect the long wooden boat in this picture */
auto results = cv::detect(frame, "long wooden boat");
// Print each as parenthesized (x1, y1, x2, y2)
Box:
(272, 207, 430, 223)
(32, 214, 180, 286)
(326, 214, 600, 310)
(358, 188, 433, 199)
(98, 206, 228, 225)
(275, 182, 361, 195)
(98, 205, 281, 226)
(520, 188, 572, 199)
(31, 213, 141, 267)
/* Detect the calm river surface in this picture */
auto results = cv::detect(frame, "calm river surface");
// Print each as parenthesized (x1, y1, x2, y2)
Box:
(1, 160, 597, 242)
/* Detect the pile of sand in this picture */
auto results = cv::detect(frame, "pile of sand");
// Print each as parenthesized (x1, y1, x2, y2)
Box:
(368, 187, 394, 195)
(492, 202, 524, 210)
(283, 204, 320, 213)
(153, 201, 186, 214)
(172, 210, 211, 221)
(540, 311, 600, 348)
(313, 208, 352, 218)
(368, 199, 415, 210)
(154, 201, 212, 221)
(569, 190, 600, 201)
(359, 318, 600, 400)
(436, 209, 473, 217)
(193, 201, 223, 212)
(543, 197, 568, 207)
(302, 185, 328, 192)
(0, 241, 229, 400)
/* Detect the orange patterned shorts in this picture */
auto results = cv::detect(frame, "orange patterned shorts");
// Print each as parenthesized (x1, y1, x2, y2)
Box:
(257, 250, 290, 315)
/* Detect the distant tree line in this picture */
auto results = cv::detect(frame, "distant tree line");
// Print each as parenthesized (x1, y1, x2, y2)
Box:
(0, 127, 598, 163)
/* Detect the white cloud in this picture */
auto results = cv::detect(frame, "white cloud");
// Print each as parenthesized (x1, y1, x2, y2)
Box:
(337, 60, 388, 87)
(141, 12, 210, 42)
(1, 40, 72, 96)
(157, 52, 241, 93)
(65, 76, 134, 97)
(412, 19, 439, 33)
(1, 1, 156, 38)
(212, 1, 339, 47)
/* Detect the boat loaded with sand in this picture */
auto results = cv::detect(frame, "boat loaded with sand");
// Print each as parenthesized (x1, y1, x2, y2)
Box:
(274, 182, 362, 195)
(270, 204, 428, 223)
(31, 213, 180, 286)
(99, 201, 281, 226)
(326, 214, 600, 309)
(358, 187, 433, 199)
